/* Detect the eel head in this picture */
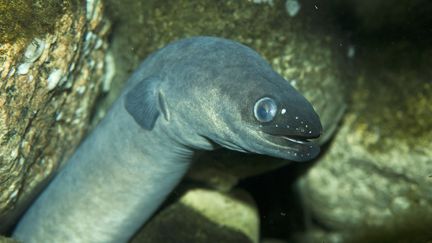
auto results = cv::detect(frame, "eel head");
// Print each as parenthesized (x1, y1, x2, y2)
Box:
(203, 70, 323, 162)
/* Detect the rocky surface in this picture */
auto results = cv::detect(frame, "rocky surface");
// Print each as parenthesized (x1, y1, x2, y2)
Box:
(0, 0, 111, 232)
(296, 41, 432, 242)
(132, 188, 259, 243)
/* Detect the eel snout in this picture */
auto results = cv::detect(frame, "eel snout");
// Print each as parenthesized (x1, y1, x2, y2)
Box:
(257, 107, 323, 161)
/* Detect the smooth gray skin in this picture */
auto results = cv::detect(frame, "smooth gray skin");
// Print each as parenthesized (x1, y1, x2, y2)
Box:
(13, 36, 322, 242)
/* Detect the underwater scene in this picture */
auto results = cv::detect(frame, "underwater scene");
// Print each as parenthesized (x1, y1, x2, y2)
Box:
(0, 0, 431, 242)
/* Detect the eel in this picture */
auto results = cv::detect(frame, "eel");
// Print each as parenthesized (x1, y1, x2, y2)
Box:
(13, 36, 322, 242)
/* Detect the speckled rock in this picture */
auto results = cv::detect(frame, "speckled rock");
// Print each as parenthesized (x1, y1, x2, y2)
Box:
(0, 0, 111, 232)
(296, 41, 432, 242)
(131, 188, 259, 243)
(104, 0, 347, 191)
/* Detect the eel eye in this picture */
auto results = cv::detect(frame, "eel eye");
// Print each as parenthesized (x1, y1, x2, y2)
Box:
(254, 97, 277, 123)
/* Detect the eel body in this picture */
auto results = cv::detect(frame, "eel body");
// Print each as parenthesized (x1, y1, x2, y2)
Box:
(13, 36, 322, 242)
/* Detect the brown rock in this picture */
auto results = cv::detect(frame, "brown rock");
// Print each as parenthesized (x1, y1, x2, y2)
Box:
(0, 0, 111, 231)
(131, 188, 259, 243)
(297, 41, 432, 242)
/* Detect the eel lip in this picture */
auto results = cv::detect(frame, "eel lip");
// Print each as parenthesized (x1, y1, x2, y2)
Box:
(282, 136, 314, 145)
(256, 131, 320, 161)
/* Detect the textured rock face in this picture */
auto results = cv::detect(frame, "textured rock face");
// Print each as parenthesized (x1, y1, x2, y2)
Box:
(298, 42, 432, 242)
(131, 188, 259, 243)
(0, 0, 111, 231)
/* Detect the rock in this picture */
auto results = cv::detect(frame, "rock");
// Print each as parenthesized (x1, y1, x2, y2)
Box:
(0, 0, 111, 232)
(296, 41, 432, 242)
(131, 188, 259, 243)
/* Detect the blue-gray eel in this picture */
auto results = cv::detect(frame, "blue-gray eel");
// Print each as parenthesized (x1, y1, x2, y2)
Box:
(13, 36, 322, 242)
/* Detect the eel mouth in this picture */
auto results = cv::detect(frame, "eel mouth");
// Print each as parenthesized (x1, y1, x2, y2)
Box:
(273, 134, 319, 152)
(282, 136, 314, 145)
(260, 132, 320, 161)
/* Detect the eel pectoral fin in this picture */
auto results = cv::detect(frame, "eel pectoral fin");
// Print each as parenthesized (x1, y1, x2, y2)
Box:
(125, 76, 169, 130)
